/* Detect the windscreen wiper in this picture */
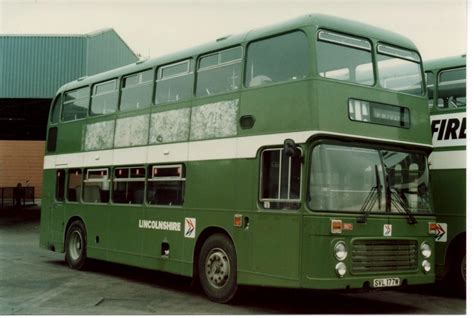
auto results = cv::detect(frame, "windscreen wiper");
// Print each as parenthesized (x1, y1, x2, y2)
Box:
(358, 165, 382, 223)
(389, 188, 417, 224)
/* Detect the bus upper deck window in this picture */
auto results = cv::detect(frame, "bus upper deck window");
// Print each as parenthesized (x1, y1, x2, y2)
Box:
(316, 30, 374, 86)
(437, 68, 466, 109)
(62, 87, 89, 122)
(377, 44, 423, 96)
(155, 60, 193, 105)
(120, 69, 153, 112)
(245, 32, 308, 88)
(91, 80, 119, 116)
(196, 47, 243, 97)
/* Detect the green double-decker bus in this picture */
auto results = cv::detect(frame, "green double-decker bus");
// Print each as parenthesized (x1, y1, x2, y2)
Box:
(425, 55, 466, 294)
(40, 14, 436, 302)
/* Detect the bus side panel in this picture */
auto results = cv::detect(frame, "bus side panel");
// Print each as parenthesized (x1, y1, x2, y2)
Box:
(141, 206, 185, 276)
(40, 170, 66, 252)
(239, 81, 313, 136)
(430, 168, 466, 273)
(248, 211, 302, 286)
(59, 203, 109, 260)
(55, 120, 84, 155)
(183, 158, 253, 275)
(39, 170, 55, 249)
(105, 205, 144, 266)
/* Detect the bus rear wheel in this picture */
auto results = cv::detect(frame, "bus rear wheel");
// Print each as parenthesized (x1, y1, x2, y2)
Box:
(198, 234, 237, 303)
(446, 241, 466, 297)
(65, 220, 87, 270)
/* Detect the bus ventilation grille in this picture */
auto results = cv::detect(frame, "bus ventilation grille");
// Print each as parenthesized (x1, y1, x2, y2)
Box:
(351, 240, 418, 273)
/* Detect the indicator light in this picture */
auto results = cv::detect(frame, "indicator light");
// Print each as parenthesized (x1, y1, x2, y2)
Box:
(233, 214, 243, 227)
(331, 220, 343, 234)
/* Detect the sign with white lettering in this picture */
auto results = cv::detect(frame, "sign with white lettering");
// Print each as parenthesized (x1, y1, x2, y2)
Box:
(431, 112, 466, 148)
(138, 219, 181, 232)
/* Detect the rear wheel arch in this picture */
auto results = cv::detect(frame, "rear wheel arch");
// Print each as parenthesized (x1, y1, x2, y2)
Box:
(64, 216, 86, 244)
(192, 227, 234, 280)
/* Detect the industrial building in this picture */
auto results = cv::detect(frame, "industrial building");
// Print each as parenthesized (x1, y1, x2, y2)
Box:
(0, 29, 138, 205)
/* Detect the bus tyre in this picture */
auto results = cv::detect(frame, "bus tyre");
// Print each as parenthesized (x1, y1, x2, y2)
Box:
(450, 243, 466, 296)
(198, 234, 237, 303)
(65, 220, 87, 270)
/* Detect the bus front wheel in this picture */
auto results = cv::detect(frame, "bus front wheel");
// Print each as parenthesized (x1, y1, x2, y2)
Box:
(198, 234, 237, 303)
(65, 220, 87, 270)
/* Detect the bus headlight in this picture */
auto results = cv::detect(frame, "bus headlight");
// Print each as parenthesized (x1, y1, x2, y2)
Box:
(421, 242, 431, 258)
(422, 260, 431, 273)
(335, 262, 347, 277)
(334, 241, 348, 261)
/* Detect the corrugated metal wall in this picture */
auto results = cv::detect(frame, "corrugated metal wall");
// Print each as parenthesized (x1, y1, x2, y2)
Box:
(86, 30, 138, 76)
(0, 30, 138, 99)
(0, 36, 86, 98)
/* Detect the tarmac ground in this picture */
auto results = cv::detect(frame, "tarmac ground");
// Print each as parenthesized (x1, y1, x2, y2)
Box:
(0, 207, 466, 314)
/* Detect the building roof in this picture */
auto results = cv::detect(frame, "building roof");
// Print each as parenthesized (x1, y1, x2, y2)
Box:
(0, 28, 138, 98)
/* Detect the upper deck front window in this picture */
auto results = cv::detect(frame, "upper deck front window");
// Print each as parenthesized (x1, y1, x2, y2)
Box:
(377, 44, 423, 96)
(316, 30, 374, 85)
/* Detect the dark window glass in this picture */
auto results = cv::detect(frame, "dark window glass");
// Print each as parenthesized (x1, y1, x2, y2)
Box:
(260, 149, 302, 209)
(67, 169, 82, 202)
(425, 71, 435, 107)
(120, 70, 153, 111)
(316, 31, 374, 85)
(147, 165, 185, 206)
(51, 96, 61, 124)
(47, 127, 58, 152)
(437, 68, 466, 109)
(245, 32, 308, 87)
(62, 87, 89, 121)
(155, 60, 193, 104)
(55, 169, 66, 201)
(83, 168, 110, 203)
(196, 47, 242, 97)
(112, 167, 145, 204)
(91, 80, 118, 116)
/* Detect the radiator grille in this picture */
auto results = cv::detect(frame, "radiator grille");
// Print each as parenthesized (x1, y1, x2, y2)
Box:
(351, 240, 418, 273)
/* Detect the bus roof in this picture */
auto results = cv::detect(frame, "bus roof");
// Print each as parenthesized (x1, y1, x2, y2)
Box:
(424, 54, 466, 72)
(56, 13, 420, 93)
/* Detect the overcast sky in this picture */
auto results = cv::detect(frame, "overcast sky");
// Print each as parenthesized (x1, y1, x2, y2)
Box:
(0, 0, 468, 62)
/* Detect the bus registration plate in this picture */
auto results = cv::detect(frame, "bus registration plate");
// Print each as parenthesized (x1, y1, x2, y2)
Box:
(373, 278, 400, 288)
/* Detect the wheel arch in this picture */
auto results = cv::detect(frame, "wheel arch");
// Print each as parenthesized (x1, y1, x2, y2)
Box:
(445, 231, 466, 275)
(192, 226, 234, 280)
(64, 216, 87, 249)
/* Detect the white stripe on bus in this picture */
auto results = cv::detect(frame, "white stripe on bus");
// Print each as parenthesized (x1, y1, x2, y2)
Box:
(429, 150, 466, 170)
(43, 130, 431, 169)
